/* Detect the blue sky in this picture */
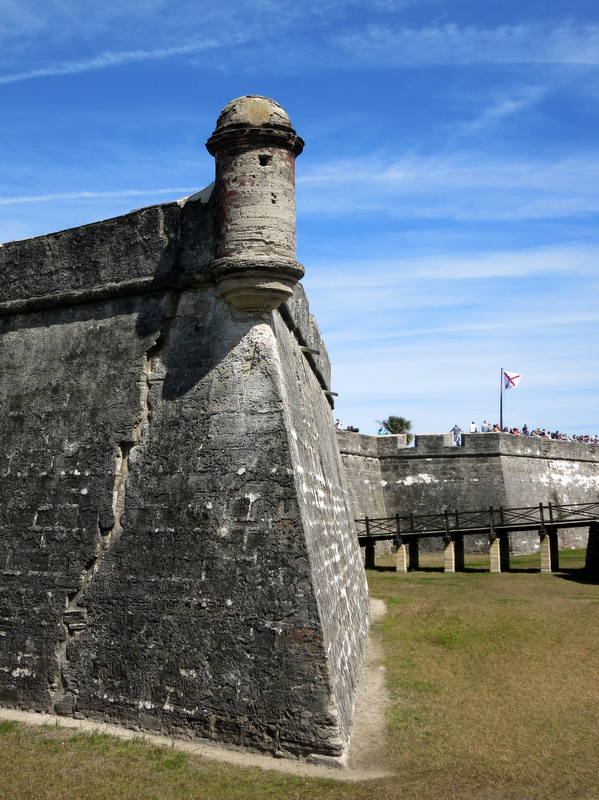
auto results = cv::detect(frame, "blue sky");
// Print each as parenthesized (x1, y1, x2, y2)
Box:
(1, 1, 598, 436)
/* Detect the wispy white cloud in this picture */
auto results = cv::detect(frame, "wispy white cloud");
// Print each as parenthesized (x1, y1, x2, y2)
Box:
(0, 0, 425, 44)
(457, 85, 551, 136)
(0, 40, 222, 84)
(0, 0, 52, 38)
(307, 244, 599, 287)
(0, 0, 337, 68)
(325, 309, 599, 347)
(298, 152, 599, 221)
(7, 7, 597, 86)
(0, 188, 197, 205)
(301, 153, 599, 191)
(333, 22, 599, 65)
(303, 242, 599, 402)
(0, 0, 183, 42)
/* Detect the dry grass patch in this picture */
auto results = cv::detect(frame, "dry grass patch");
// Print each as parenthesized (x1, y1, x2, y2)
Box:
(0, 722, 364, 800)
(368, 549, 599, 798)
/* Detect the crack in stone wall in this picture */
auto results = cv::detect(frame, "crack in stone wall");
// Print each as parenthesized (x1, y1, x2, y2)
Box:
(50, 292, 180, 715)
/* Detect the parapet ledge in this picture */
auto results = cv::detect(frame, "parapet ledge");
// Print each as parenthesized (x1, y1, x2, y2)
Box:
(0, 195, 215, 314)
(376, 434, 409, 456)
(336, 430, 378, 457)
(411, 433, 454, 452)
(337, 430, 599, 461)
(459, 433, 599, 461)
(335, 431, 409, 458)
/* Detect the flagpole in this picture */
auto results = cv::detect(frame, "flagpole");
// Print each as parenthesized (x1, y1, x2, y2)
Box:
(500, 367, 504, 431)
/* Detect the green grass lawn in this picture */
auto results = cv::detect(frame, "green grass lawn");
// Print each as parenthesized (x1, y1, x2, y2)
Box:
(2, 550, 598, 800)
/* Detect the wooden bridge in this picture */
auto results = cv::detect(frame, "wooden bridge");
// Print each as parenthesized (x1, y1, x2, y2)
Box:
(355, 502, 599, 574)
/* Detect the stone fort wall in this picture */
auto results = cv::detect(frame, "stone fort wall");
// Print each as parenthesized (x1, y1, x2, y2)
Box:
(0, 97, 369, 764)
(337, 430, 599, 553)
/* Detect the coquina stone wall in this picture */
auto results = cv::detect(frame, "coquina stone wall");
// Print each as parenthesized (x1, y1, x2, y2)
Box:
(0, 97, 369, 764)
(337, 430, 599, 553)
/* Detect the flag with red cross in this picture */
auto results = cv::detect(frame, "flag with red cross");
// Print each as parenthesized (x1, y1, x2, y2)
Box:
(504, 371, 521, 390)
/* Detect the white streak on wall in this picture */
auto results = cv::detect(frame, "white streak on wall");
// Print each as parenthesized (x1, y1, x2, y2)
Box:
(395, 473, 439, 486)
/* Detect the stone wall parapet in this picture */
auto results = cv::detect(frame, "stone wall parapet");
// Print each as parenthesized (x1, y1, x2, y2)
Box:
(337, 430, 599, 555)
(336, 431, 599, 463)
(376, 434, 409, 455)
(460, 433, 599, 462)
(0, 197, 215, 314)
(411, 433, 454, 453)
(335, 430, 380, 458)
(0, 96, 367, 759)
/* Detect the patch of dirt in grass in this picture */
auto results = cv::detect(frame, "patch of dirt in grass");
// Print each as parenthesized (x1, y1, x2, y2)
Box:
(345, 597, 391, 777)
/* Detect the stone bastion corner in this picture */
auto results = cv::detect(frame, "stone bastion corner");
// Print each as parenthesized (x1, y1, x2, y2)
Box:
(0, 96, 369, 764)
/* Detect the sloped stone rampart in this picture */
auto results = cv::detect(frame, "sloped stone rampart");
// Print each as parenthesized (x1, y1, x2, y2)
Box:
(0, 192, 368, 760)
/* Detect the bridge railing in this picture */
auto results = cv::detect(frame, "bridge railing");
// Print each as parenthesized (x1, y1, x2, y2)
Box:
(547, 501, 599, 522)
(498, 505, 546, 528)
(356, 501, 599, 541)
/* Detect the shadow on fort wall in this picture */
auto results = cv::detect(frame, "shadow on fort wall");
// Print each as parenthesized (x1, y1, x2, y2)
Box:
(0, 279, 257, 403)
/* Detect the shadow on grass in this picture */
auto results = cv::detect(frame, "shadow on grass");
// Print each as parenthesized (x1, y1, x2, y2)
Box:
(501, 567, 539, 574)
(553, 567, 599, 585)
(367, 565, 540, 574)
(366, 565, 445, 573)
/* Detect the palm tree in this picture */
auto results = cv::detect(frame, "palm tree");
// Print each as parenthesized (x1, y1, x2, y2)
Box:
(378, 415, 413, 443)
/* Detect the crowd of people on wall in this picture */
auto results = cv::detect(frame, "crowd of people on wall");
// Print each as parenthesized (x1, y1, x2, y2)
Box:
(469, 421, 598, 443)
(337, 417, 597, 444)
(336, 419, 361, 432)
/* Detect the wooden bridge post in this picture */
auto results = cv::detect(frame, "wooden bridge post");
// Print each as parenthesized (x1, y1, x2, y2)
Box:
(540, 532, 551, 573)
(443, 539, 455, 573)
(549, 527, 559, 572)
(364, 516, 376, 570)
(585, 520, 599, 575)
(539, 504, 558, 573)
(394, 514, 408, 573)
(453, 534, 465, 572)
(489, 507, 501, 573)
(408, 539, 420, 571)
(443, 510, 455, 573)
(499, 534, 510, 572)
(488, 508, 510, 572)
